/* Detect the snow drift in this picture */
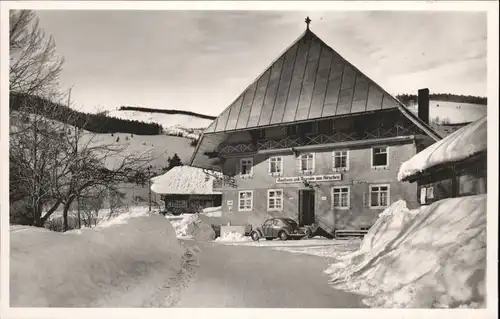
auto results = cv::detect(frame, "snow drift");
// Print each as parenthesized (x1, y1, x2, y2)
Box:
(171, 214, 215, 241)
(398, 116, 487, 181)
(11, 214, 186, 307)
(214, 232, 251, 243)
(324, 195, 486, 308)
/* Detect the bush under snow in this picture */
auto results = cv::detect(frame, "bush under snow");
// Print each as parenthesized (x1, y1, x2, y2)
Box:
(324, 195, 486, 308)
(11, 213, 186, 307)
(171, 214, 215, 241)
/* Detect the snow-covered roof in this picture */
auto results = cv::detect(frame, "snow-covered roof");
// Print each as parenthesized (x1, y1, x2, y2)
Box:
(151, 165, 222, 195)
(398, 116, 487, 181)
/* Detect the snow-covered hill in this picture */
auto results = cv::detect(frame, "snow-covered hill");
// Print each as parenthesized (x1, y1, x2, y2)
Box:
(81, 132, 195, 172)
(406, 100, 487, 124)
(107, 110, 213, 139)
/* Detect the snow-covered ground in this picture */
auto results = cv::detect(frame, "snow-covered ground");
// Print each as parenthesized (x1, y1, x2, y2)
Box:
(214, 232, 252, 243)
(213, 234, 362, 258)
(324, 195, 486, 308)
(80, 130, 195, 171)
(407, 100, 486, 124)
(398, 116, 487, 181)
(107, 110, 212, 139)
(170, 214, 215, 241)
(10, 211, 188, 307)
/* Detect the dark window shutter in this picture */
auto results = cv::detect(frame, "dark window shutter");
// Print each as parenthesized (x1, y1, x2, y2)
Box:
(363, 191, 369, 207)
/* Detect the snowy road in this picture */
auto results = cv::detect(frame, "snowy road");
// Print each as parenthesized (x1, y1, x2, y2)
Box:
(173, 241, 366, 308)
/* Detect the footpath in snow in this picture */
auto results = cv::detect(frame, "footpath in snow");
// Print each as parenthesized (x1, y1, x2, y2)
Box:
(10, 209, 196, 307)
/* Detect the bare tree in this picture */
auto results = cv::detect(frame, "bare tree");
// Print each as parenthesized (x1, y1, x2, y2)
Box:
(10, 10, 64, 97)
(10, 96, 155, 230)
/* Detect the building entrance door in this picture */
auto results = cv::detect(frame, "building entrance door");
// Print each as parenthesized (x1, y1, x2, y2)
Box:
(298, 189, 315, 226)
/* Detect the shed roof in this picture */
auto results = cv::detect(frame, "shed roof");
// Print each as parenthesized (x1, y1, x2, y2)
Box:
(398, 116, 487, 182)
(151, 165, 222, 195)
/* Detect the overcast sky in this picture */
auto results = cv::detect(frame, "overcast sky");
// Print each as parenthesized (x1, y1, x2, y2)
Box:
(35, 10, 487, 115)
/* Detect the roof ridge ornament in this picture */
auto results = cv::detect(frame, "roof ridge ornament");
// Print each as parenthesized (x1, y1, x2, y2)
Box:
(305, 16, 311, 30)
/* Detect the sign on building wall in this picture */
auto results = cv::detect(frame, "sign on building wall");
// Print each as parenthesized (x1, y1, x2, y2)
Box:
(276, 174, 342, 184)
(227, 200, 233, 210)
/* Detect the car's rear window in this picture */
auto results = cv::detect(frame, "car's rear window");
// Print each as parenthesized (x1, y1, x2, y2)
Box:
(283, 219, 298, 227)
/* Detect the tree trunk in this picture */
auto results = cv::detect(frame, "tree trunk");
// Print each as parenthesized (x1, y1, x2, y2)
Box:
(33, 202, 43, 227)
(62, 196, 75, 232)
(40, 198, 62, 226)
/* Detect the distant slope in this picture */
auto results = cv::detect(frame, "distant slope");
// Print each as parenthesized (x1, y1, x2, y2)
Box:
(81, 132, 195, 172)
(108, 110, 213, 139)
(119, 106, 216, 120)
(396, 93, 487, 106)
(10, 93, 162, 135)
(406, 100, 487, 124)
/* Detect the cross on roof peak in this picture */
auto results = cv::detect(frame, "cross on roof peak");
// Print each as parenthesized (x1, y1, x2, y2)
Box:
(305, 16, 311, 30)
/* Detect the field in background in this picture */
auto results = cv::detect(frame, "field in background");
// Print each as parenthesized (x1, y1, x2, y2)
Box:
(80, 131, 195, 172)
(407, 100, 486, 124)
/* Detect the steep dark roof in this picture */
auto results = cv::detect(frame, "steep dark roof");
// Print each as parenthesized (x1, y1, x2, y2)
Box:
(203, 29, 441, 141)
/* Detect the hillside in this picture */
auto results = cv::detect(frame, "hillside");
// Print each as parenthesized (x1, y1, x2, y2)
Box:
(406, 100, 487, 125)
(108, 110, 212, 139)
(80, 131, 195, 172)
(10, 93, 162, 135)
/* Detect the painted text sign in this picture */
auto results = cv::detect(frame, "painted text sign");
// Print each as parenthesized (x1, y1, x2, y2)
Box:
(276, 174, 342, 184)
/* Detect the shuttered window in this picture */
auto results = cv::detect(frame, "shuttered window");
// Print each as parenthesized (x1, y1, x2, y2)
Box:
(333, 150, 349, 171)
(371, 147, 388, 168)
(369, 184, 390, 208)
(238, 191, 253, 211)
(240, 158, 253, 177)
(332, 186, 350, 209)
(267, 189, 283, 211)
(297, 153, 315, 174)
(268, 156, 283, 176)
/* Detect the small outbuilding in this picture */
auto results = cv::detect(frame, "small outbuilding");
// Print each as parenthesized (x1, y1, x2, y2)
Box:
(398, 116, 487, 205)
(151, 166, 222, 215)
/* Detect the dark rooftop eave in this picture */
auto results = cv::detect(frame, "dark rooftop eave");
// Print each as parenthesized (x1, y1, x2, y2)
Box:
(401, 150, 487, 183)
(203, 108, 398, 136)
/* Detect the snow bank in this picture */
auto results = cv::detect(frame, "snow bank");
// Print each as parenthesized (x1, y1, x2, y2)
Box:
(202, 206, 222, 217)
(171, 214, 215, 241)
(214, 232, 251, 242)
(325, 195, 486, 308)
(151, 165, 222, 195)
(11, 214, 186, 307)
(398, 116, 487, 181)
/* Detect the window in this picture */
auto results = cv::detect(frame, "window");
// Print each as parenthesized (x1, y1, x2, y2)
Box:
(426, 186, 434, 199)
(298, 153, 315, 174)
(332, 186, 350, 209)
(238, 191, 253, 211)
(369, 184, 390, 208)
(240, 158, 253, 177)
(267, 189, 283, 211)
(372, 147, 388, 168)
(333, 150, 349, 171)
(268, 156, 283, 175)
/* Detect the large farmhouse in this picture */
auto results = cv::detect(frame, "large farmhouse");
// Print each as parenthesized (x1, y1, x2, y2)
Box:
(190, 20, 442, 236)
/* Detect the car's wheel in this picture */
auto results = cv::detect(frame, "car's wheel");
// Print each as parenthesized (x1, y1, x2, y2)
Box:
(278, 231, 288, 241)
(251, 231, 260, 241)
